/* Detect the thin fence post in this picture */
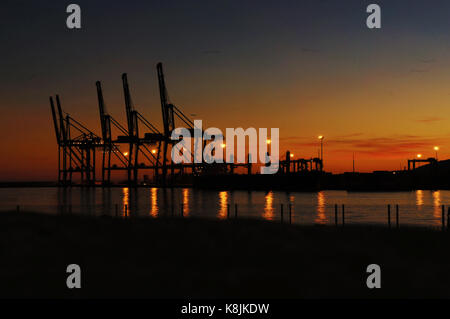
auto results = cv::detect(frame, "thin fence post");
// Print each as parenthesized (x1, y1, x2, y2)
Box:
(335, 204, 338, 226)
(289, 203, 292, 224)
(342, 204, 345, 227)
(281, 204, 284, 223)
(396, 204, 399, 229)
(442, 205, 445, 231)
(388, 204, 391, 229)
(447, 207, 450, 231)
(115, 204, 118, 218)
(235, 204, 238, 218)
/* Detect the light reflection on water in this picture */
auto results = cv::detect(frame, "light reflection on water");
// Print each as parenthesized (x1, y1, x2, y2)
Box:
(315, 191, 327, 224)
(150, 188, 158, 218)
(263, 191, 274, 221)
(122, 187, 129, 217)
(2, 188, 450, 227)
(182, 188, 190, 217)
(416, 190, 424, 209)
(217, 191, 228, 220)
(432, 190, 441, 219)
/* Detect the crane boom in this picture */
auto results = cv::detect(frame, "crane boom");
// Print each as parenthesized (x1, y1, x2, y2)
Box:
(157, 63, 175, 136)
(49, 96, 60, 144)
(96, 81, 108, 141)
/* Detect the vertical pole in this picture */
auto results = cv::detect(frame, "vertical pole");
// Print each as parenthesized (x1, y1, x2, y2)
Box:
(334, 204, 338, 226)
(289, 203, 292, 224)
(447, 207, 450, 230)
(93, 146, 96, 185)
(396, 204, 399, 229)
(281, 204, 284, 224)
(235, 203, 238, 218)
(342, 204, 345, 226)
(388, 204, 391, 229)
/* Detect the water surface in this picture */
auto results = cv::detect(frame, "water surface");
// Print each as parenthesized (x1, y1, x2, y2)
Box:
(1, 188, 449, 228)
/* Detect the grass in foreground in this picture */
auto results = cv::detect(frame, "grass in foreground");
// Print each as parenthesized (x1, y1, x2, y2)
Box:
(1, 211, 450, 298)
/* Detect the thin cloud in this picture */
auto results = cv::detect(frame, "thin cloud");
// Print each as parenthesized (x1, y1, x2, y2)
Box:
(418, 58, 436, 63)
(415, 117, 443, 123)
(201, 50, 222, 55)
(284, 134, 447, 159)
(410, 69, 429, 73)
(301, 47, 320, 53)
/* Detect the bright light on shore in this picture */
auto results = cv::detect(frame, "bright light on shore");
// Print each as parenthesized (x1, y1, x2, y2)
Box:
(221, 143, 226, 149)
(434, 146, 439, 151)
(417, 154, 422, 158)
(318, 135, 324, 140)
(266, 139, 271, 145)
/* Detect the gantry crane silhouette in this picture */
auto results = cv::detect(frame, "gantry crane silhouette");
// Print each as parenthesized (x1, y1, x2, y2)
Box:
(51, 62, 315, 187)
(51, 63, 200, 186)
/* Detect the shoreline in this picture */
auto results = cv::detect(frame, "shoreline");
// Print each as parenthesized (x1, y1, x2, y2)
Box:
(1, 182, 450, 192)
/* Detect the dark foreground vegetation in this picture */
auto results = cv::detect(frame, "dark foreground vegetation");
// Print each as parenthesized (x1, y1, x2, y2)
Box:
(1, 211, 450, 299)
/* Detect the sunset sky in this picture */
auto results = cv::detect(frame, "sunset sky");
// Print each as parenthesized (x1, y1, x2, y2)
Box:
(2, 0, 450, 180)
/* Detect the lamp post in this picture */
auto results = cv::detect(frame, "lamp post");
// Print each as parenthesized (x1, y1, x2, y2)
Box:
(318, 135, 324, 166)
(434, 146, 439, 161)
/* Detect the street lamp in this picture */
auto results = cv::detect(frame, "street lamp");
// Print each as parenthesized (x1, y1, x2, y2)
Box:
(417, 154, 422, 159)
(318, 135, 324, 161)
(434, 146, 439, 160)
